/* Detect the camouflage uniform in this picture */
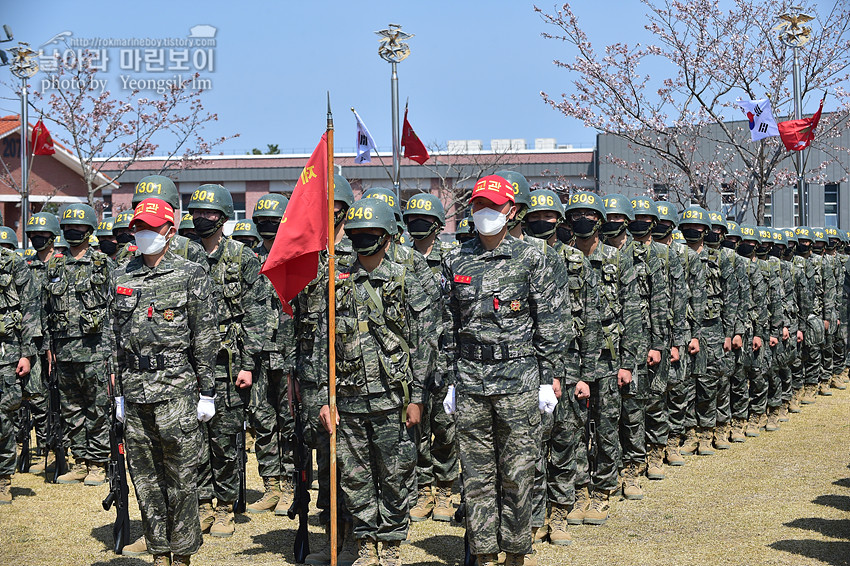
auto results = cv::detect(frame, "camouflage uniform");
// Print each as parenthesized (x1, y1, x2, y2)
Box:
(22, 243, 52, 459)
(757, 234, 787, 419)
(116, 233, 207, 270)
(789, 232, 822, 398)
(113, 249, 219, 556)
(817, 241, 838, 390)
(443, 233, 568, 556)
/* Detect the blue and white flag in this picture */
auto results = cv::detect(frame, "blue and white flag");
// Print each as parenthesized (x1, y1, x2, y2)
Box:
(353, 110, 377, 164)
(736, 98, 780, 141)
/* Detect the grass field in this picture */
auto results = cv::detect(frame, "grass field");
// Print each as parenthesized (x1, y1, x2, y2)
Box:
(2, 387, 848, 566)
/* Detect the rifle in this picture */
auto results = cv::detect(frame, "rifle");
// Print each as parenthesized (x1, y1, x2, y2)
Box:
(101, 378, 130, 555)
(583, 397, 598, 477)
(15, 401, 33, 473)
(233, 419, 248, 514)
(287, 375, 311, 563)
(453, 480, 477, 566)
(45, 353, 68, 482)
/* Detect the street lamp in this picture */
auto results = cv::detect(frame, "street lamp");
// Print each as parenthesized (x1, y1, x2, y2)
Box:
(375, 24, 413, 197)
(776, 6, 814, 225)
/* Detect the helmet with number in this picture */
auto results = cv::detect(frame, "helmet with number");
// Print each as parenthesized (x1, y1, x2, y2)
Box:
(25, 212, 61, 236)
(113, 210, 134, 231)
(602, 194, 634, 221)
(654, 201, 678, 226)
(403, 193, 446, 224)
(362, 187, 403, 222)
(628, 196, 656, 237)
(671, 229, 685, 244)
(678, 205, 711, 229)
(95, 217, 115, 238)
(812, 227, 828, 245)
(132, 175, 179, 209)
(795, 226, 814, 242)
(757, 226, 773, 244)
(455, 216, 474, 236)
(89, 234, 99, 247)
(527, 189, 565, 218)
(188, 184, 234, 220)
(782, 227, 797, 244)
(178, 212, 194, 231)
(59, 203, 98, 229)
(252, 193, 289, 220)
(334, 174, 355, 208)
(0, 227, 18, 249)
(24, 248, 36, 260)
(770, 228, 785, 246)
(231, 219, 260, 245)
(343, 198, 396, 234)
(739, 224, 759, 243)
(565, 191, 605, 217)
(494, 170, 531, 209)
(825, 226, 840, 249)
(631, 196, 658, 219)
(54, 233, 68, 250)
(725, 220, 741, 239)
(708, 211, 726, 229)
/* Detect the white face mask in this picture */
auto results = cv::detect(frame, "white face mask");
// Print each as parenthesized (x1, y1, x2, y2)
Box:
(135, 230, 170, 255)
(472, 207, 508, 236)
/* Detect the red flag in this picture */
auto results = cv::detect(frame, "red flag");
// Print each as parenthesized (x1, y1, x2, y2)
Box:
(401, 105, 429, 164)
(31, 120, 56, 156)
(778, 98, 824, 151)
(260, 134, 328, 315)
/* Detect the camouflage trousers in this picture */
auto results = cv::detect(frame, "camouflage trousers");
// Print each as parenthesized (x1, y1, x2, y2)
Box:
(414, 381, 458, 487)
(665, 345, 690, 435)
(767, 340, 792, 409)
(790, 341, 822, 389)
(620, 356, 667, 466)
(547, 387, 584, 507)
(644, 355, 670, 448)
(249, 359, 294, 479)
(338, 408, 415, 542)
(821, 330, 836, 383)
(197, 375, 246, 504)
(686, 320, 727, 429)
(730, 342, 767, 419)
(576, 374, 621, 493)
(1, 363, 22, 475)
(457, 390, 538, 555)
(531, 411, 554, 529)
(834, 323, 846, 373)
(56, 359, 110, 464)
(125, 395, 202, 556)
(26, 354, 49, 453)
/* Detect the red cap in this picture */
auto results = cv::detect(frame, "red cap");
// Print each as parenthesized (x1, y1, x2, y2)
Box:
(129, 198, 175, 229)
(469, 175, 515, 206)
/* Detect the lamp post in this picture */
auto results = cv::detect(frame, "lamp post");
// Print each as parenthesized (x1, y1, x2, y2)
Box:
(776, 6, 814, 225)
(375, 24, 413, 198)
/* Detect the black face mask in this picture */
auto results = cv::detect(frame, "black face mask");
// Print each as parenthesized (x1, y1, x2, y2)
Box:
(350, 233, 387, 256)
(755, 245, 771, 257)
(600, 221, 626, 238)
(29, 234, 53, 251)
(116, 232, 135, 245)
(571, 217, 599, 239)
(721, 239, 738, 250)
(525, 219, 558, 239)
(63, 228, 90, 247)
(681, 227, 704, 243)
(737, 242, 756, 257)
(182, 231, 201, 243)
(255, 219, 281, 241)
(627, 220, 653, 237)
(813, 244, 825, 254)
(456, 234, 475, 244)
(407, 218, 439, 240)
(652, 223, 673, 240)
(99, 240, 118, 256)
(769, 246, 783, 258)
(704, 231, 722, 244)
(557, 224, 573, 244)
(796, 242, 811, 255)
(193, 216, 222, 239)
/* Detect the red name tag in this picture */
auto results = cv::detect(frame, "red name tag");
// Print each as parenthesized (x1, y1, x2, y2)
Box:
(128, 245, 138, 252)
(338, 272, 350, 280)
(454, 275, 472, 284)
(116, 286, 133, 296)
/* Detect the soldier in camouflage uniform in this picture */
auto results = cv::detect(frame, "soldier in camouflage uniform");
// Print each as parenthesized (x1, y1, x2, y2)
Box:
(112, 210, 136, 258)
(231, 219, 261, 249)
(330, 198, 434, 566)
(823, 227, 845, 392)
(830, 229, 849, 389)
(768, 229, 801, 424)
(0, 227, 17, 251)
(442, 176, 562, 566)
(245, 193, 297, 517)
(0, 234, 39, 503)
(178, 213, 200, 243)
(112, 198, 220, 566)
(95, 217, 118, 259)
(189, 184, 267, 537)
(789, 227, 824, 408)
(403, 193, 458, 524)
(46, 203, 114, 486)
(454, 216, 475, 244)
(810, 229, 835, 400)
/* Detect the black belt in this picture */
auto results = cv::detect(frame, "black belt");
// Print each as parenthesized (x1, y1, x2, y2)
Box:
(127, 354, 166, 371)
(459, 342, 534, 361)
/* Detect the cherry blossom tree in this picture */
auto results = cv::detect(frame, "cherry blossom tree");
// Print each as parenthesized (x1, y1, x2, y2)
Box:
(536, 0, 850, 222)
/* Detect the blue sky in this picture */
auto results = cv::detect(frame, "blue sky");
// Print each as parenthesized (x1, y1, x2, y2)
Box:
(0, 1, 719, 155)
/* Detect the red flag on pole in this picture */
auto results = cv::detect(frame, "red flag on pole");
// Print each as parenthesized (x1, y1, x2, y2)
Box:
(31, 120, 56, 156)
(778, 97, 824, 151)
(401, 104, 429, 165)
(260, 134, 328, 315)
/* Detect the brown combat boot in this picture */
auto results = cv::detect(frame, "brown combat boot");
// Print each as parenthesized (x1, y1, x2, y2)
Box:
(409, 485, 434, 522)
(665, 435, 685, 466)
(432, 482, 454, 522)
(248, 476, 281, 514)
(0, 474, 12, 504)
(801, 384, 817, 404)
(567, 485, 590, 524)
(713, 423, 731, 450)
(830, 374, 847, 390)
(153, 554, 171, 566)
(765, 408, 780, 431)
(841, 367, 850, 383)
(818, 381, 833, 396)
(730, 418, 747, 442)
(583, 489, 612, 525)
(622, 462, 644, 500)
(121, 535, 149, 556)
(84, 461, 107, 486)
(789, 389, 803, 413)
(172, 555, 190, 566)
(745, 414, 761, 438)
(29, 451, 55, 474)
(697, 427, 715, 455)
(477, 554, 499, 566)
(679, 428, 699, 455)
(547, 504, 572, 546)
(199, 501, 215, 533)
(504, 553, 525, 566)
(305, 524, 333, 566)
(646, 443, 665, 479)
(209, 503, 235, 538)
(352, 539, 379, 566)
(57, 460, 87, 484)
(275, 475, 295, 516)
(380, 540, 402, 566)
(778, 401, 790, 422)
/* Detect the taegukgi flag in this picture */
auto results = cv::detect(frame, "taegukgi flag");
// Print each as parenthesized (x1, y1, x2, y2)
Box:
(736, 99, 780, 141)
(353, 110, 377, 164)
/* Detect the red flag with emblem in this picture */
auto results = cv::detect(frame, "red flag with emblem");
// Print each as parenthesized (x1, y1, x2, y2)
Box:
(778, 96, 825, 151)
(260, 134, 328, 315)
(31, 119, 56, 156)
(401, 103, 429, 165)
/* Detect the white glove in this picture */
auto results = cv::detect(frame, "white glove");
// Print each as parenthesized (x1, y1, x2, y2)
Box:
(197, 395, 216, 422)
(443, 384, 456, 415)
(115, 396, 125, 423)
(539, 384, 557, 414)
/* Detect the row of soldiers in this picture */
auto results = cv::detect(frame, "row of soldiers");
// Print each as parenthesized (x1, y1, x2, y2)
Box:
(1, 169, 848, 566)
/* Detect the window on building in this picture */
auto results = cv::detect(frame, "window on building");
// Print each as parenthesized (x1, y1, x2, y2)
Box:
(825, 183, 839, 227)
(652, 184, 669, 201)
(793, 191, 800, 225)
(721, 183, 737, 218)
(763, 193, 772, 226)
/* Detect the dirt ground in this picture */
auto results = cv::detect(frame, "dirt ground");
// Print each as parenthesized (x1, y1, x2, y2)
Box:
(2, 387, 848, 566)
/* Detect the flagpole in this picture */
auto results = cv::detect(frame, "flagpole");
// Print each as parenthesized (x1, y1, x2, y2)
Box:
(327, 92, 339, 566)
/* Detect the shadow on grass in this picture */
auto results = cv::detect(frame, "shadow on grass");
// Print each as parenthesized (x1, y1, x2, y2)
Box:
(241, 526, 298, 559)
(785, 517, 850, 540)
(91, 520, 144, 549)
(10, 486, 36, 498)
(813, 494, 850, 512)
(410, 533, 465, 565)
(833, 477, 850, 489)
(769, 539, 850, 566)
